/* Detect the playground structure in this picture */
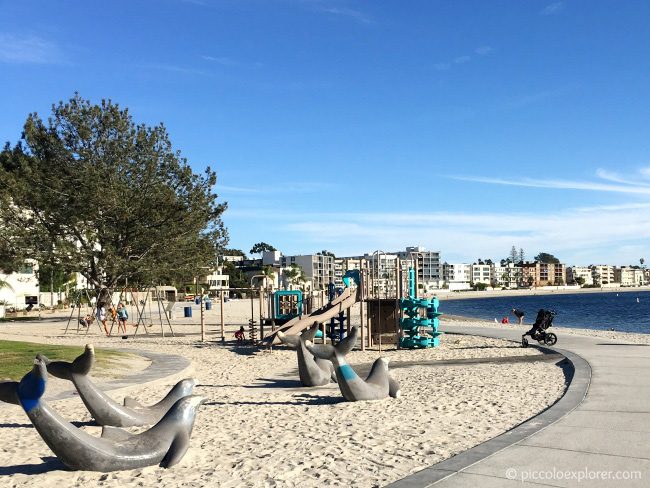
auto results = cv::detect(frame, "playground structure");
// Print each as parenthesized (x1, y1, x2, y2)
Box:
(399, 267, 442, 348)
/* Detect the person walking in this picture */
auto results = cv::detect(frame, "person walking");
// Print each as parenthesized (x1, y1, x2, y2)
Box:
(512, 307, 525, 325)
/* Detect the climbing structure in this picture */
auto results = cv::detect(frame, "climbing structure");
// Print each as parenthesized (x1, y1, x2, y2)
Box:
(399, 267, 442, 348)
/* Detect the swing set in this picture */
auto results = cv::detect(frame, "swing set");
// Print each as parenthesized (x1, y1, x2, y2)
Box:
(64, 285, 174, 337)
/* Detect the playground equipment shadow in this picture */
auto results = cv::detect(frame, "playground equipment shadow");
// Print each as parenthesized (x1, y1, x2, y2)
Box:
(0, 457, 68, 476)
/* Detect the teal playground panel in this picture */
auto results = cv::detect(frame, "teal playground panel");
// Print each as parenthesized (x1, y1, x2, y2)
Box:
(399, 267, 443, 348)
(273, 290, 303, 322)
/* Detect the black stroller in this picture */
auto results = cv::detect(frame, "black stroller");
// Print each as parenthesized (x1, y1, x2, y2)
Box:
(521, 309, 558, 347)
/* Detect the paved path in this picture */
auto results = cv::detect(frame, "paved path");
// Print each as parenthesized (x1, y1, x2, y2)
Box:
(389, 324, 649, 488)
(37, 349, 191, 403)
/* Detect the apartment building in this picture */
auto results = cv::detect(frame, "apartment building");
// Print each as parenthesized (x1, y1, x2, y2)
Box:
(590, 265, 616, 285)
(614, 267, 646, 286)
(333, 257, 364, 288)
(521, 262, 567, 287)
(491, 262, 520, 288)
(395, 246, 442, 292)
(442, 263, 472, 291)
(471, 263, 492, 285)
(280, 254, 335, 291)
(0, 260, 40, 311)
(363, 252, 400, 297)
(567, 266, 594, 286)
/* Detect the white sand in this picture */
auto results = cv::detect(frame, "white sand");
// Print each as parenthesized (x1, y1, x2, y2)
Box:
(0, 301, 573, 487)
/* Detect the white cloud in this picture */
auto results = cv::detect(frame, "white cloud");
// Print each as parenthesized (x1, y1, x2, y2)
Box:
(454, 55, 471, 64)
(318, 7, 373, 24)
(541, 2, 564, 15)
(0, 34, 64, 64)
(475, 46, 494, 55)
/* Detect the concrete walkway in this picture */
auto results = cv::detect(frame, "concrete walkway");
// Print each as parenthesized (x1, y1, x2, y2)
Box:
(389, 324, 649, 488)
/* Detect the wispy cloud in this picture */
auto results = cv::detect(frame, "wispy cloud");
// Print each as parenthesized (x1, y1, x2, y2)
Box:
(317, 6, 373, 24)
(217, 181, 334, 195)
(143, 63, 209, 76)
(435, 45, 493, 72)
(201, 55, 263, 68)
(228, 203, 650, 264)
(541, 2, 564, 16)
(451, 167, 650, 196)
(0, 34, 64, 64)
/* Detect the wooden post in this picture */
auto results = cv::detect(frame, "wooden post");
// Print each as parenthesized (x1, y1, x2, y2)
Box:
(220, 290, 225, 343)
(360, 269, 365, 351)
(200, 288, 205, 342)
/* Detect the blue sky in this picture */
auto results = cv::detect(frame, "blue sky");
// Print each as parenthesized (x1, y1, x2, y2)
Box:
(2, 0, 650, 265)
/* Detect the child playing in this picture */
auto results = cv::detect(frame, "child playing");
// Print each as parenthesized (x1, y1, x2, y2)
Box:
(234, 326, 245, 344)
(116, 303, 128, 334)
(79, 314, 94, 328)
(96, 302, 109, 336)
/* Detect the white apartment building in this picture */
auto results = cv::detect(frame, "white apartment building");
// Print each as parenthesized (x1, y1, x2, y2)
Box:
(590, 265, 616, 285)
(471, 264, 492, 285)
(443, 263, 472, 291)
(614, 267, 646, 287)
(0, 260, 40, 311)
(395, 246, 442, 292)
(280, 254, 335, 291)
(333, 257, 364, 288)
(363, 253, 399, 296)
(492, 263, 520, 288)
(567, 266, 594, 286)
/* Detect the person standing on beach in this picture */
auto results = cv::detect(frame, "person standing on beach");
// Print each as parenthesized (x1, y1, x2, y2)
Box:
(116, 303, 128, 334)
(96, 302, 109, 336)
(512, 308, 525, 325)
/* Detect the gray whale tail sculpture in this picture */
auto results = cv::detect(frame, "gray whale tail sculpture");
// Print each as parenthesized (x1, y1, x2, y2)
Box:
(305, 326, 401, 401)
(38, 344, 195, 427)
(277, 324, 336, 386)
(16, 357, 204, 471)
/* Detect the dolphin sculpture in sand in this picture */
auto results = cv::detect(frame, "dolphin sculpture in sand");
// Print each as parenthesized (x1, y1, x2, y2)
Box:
(12, 357, 204, 471)
(37, 344, 195, 427)
(277, 324, 336, 386)
(305, 326, 401, 401)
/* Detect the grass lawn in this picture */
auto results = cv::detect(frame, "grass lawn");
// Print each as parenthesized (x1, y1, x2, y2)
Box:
(0, 340, 136, 380)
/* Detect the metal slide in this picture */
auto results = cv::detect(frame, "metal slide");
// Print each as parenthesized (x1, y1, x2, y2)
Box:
(264, 287, 361, 345)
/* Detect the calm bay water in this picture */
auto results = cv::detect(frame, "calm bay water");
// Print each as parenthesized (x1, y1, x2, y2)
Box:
(439, 290, 650, 334)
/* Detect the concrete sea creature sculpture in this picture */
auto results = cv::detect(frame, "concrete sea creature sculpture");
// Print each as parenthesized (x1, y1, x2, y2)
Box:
(277, 324, 336, 386)
(305, 326, 401, 401)
(38, 344, 195, 427)
(14, 357, 204, 471)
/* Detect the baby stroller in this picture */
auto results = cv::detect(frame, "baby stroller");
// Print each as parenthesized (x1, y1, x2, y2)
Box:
(521, 309, 558, 347)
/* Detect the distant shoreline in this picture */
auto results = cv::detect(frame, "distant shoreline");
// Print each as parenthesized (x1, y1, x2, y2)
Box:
(436, 285, 650, 301)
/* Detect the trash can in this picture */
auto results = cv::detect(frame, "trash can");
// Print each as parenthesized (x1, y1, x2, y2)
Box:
(205, 301, 212, 311)
(194, 297, 201, 305)
(184, 306, 192, 318)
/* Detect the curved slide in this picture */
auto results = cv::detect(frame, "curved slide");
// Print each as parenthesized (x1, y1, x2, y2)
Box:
(265, 287, 361, 345)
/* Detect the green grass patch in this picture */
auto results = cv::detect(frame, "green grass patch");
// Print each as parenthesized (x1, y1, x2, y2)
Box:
(0, 340, 136, 380)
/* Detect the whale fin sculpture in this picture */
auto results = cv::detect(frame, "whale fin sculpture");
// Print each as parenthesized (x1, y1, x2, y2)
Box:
(0, 380, 19, 404)
(15, 358, 205, 471)
(277, 325, 335, 387)
(38, 345, 195, 427)
(123, 378, 197, 412)
(305, 326, 401, 401)
(101, 425, 134, 441)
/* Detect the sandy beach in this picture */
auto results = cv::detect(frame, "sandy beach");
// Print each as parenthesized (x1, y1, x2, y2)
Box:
(0, 301, 579, 487)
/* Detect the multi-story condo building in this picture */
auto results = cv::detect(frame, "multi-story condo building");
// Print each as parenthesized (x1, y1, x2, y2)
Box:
(521, 262, 567, 287)
(590, 265, 616, 285)
(567, 266, 594, 286)
(471, 263, 492, 285)
(442, 263, 472, 291)
(333, 257, 364, 288)
(395, 246, 442, 292)
(614, 267, 646, 286)
(491, 262, 520, 288)
(280, 254, 335, 291)
(363, 253, 399, 297)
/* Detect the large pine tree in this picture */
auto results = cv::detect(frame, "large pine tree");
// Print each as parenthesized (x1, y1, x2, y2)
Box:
(0, 94, 228, 293)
